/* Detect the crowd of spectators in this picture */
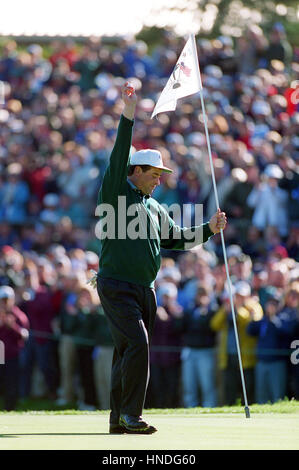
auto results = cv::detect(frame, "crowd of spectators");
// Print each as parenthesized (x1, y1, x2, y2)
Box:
(0, 23, 298, 410)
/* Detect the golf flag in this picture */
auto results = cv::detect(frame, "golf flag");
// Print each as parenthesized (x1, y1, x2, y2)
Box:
(151, 35, 251, 419)
(151, 34, 202, 119)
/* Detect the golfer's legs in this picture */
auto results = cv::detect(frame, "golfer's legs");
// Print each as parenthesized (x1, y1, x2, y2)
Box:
(120, 318, 149, 415)
(97, 278, 151, 418)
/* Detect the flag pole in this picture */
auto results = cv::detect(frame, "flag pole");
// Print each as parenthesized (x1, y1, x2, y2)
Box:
(190, 34, 250, 418)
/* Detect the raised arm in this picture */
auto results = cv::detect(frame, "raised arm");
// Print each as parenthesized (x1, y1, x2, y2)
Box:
(122, 82, 137, 121)
(97, 82, 137, 205)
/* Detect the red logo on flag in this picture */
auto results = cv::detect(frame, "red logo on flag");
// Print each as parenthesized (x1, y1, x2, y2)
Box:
(178, 62, 191, 77)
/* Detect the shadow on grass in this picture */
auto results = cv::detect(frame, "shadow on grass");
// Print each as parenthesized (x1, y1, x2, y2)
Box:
(0, 433, 112, 438)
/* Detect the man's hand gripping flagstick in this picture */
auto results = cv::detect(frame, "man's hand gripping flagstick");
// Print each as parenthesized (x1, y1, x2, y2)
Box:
(151, 34, 250, 418)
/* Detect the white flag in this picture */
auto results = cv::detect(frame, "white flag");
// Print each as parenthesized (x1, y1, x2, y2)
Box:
(151, 34, 202, 119)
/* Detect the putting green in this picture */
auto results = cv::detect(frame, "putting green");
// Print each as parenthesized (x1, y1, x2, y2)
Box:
(0, 412, 298, 450)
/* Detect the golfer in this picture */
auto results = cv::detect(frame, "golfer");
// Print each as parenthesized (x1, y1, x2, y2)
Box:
(96, 82, 227, 434)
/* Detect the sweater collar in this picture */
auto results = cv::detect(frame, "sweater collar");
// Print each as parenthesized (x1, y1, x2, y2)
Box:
(127, 178, 150, 199)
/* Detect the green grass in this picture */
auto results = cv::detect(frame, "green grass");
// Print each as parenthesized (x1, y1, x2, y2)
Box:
(1, 397, 298, 415)
(0, 400, 298, 450)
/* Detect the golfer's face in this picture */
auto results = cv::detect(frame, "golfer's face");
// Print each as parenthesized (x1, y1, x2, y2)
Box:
(139, 167, 162, 195)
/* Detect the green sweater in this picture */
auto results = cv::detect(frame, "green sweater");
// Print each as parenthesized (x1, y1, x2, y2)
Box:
(97, 115, 214, 288)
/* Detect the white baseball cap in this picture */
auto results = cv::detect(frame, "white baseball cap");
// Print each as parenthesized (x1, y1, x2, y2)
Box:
(234, 281, 251, 297)
(130, 149, 173, 173)
(0, 285, 15, 299)
(158, 282, 178, 298)
(263, 164, 284, 179)
(227, 244, 243, 258)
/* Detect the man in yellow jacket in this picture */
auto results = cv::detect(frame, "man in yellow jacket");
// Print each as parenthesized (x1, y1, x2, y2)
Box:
(210, 281, 263, 405)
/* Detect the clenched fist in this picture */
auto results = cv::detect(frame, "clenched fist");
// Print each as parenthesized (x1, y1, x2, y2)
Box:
(209, 208, 227, 234)
(121, 82, 137, 109)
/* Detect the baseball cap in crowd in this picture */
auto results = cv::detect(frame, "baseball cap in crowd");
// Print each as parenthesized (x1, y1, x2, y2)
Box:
(6, 162, 22, 176)
(165, 133, 184, 145)
(217, 36, 233, 48)
(85, 251, 99, 269)
(204, 77, 221, 89)
(186, 132, 206, 147)
(204, 65, 223, 79)
(263, 164, 284, 179)
(158, 266, 181, 284)
(265, 287, 281, 304)
(234, 281, 251, 297)
(0, 285, 15, 300)
(158, 282, 178, 299)
(43, 193, 60, 207)
(273, 245, 288, 259)
(227, 245, 243, 258)
(252, 100, 271, 116)
(130, 149, 172, 173)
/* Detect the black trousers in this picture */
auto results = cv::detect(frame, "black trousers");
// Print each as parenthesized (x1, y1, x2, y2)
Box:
(97, 277, 157, 422)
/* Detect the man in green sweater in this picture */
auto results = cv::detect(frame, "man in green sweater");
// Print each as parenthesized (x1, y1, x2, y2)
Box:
(96, 82, 227, 434)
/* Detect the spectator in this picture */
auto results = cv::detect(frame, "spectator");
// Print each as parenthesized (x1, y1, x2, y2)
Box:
(73, 45, 102, 91)
(265, 23, 293, 66)
(62, 285, 98, 410)
(92, 299, 114, 410)
(148, 283, 183, 409)
(56, 271, 84, 406)
(286, 227, 299, 262)
(0, 163, 30, 225)
(0, 222, 18, 247)
(0, 286, 29, 410)
(243, 226, 265, 259)
(223, 159, 259, 242)
(278, 154, 299, 230)
(236, 25, 268, 74)
(247, 286, 297, 404)
(279, 282, 299, 399)
(210, 281, 263, 405)
(178, 286, 218, 408)
(40, 193, 61, 225)
(19, 262, 58, 400)
(178, 257, 214, 310)
(247, 164, 289, 237)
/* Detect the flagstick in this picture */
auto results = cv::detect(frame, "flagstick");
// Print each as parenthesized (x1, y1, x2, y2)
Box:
(190, 35, 250, 418)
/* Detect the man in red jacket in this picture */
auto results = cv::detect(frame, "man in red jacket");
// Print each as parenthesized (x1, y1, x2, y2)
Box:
(0, 286, 29, 410)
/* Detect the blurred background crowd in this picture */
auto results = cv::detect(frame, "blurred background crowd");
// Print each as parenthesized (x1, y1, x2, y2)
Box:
(0, 23, 298, 411)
